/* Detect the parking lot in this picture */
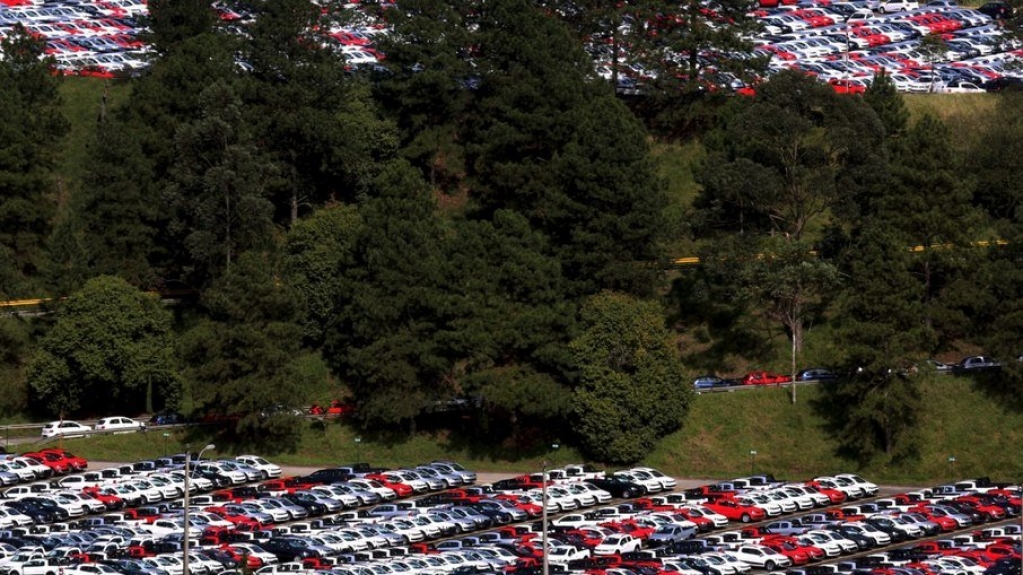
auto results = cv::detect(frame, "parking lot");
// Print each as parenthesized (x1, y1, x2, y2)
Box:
(4, 0, 1019, 92)
(0, 449, 1017, 575)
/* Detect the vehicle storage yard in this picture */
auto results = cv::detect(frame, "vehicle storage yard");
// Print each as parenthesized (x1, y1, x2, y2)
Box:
(0, 451, 1017, 575)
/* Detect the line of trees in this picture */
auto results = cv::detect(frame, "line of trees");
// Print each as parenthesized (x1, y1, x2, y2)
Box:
(0, 1, 1021, 463)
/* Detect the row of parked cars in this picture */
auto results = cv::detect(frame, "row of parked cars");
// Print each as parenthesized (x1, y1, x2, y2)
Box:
(693, 354, 1013, 391)
(753, 0, 1022, 94)
(0, 450, 1013, 575)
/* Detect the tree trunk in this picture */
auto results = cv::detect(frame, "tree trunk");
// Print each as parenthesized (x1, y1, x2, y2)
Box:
(290, 188, 299, 225)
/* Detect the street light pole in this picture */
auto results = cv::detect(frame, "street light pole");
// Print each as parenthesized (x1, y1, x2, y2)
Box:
(948, 455, 956, 484)
(183, 444, 215, 575)
(750, 450, 758, 476)
(542, 443, 559, 575)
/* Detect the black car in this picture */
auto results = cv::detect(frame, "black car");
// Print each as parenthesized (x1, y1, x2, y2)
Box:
(195, 468, 233, 488)
(261, 537, 323, 561)
(282, 493, 328, 516)
(5, 500, 57, 523)
(983, 77, 1023, 93)
(586, 476, 647, 498)
(863, 517, 910, 542)
(978, 1, 1014, 18)
(797, 367, 839, 382)
(299, 468, 353, 485)
(953, 355, 1002, 375)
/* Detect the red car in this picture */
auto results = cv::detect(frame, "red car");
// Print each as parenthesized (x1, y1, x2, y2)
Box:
(363, 473, 414, 497)
(703, 499, 768, 523)
(43, 448, 87, 471)
(22, 452, 71, 475)
(743, 371, 791, 385)
(828, 78, 868, 95)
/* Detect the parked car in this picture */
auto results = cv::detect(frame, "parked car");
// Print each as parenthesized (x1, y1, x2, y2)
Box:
(694, 375, 733, 390)
(978, 0, 1014, 18)
(797, 367, 838, 382)
(954, 355, 1001, 374)
(879, 0, 920, 11)
(743, 371, 791, 385)
(94, 416, 145, 433)
(40, 421, 92, 438)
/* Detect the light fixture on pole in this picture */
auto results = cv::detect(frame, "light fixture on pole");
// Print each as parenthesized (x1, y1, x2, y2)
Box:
(948, 455, 956, 484)
(749, 450, 758, 476)
(183, 444, 215, 575)
(542, 443, 560, 575)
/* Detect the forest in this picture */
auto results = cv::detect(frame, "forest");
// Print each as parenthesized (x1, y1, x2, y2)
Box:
(1, 0, 1022, 465)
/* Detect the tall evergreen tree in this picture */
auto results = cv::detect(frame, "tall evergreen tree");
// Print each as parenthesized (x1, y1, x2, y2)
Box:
(73, 116, 161, 289)
(166, 80, 276, 283)
(0, 27, 69, 298)
(695, 70, 884, 355)
(464, 0, 667, 297)
(445, 211, 577, 434)
(880, 113, 979, 344)
(322, 161, 454, 430)
(374, 0, 476, 188)
(824, 223, 931, 462)
(178, 250, 305, 450)
(240, 0, 397, 222)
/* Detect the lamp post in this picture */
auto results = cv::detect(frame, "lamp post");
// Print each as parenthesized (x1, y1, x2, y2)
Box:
(844, 19, 851, 65)
(183, 444, 215, 575)
(749, 450, 758, 476)
(354, 436, 362, 460)
(948, 455, 956, 484)
(162, 432, 170, 455)
(542, 443, 560, 575)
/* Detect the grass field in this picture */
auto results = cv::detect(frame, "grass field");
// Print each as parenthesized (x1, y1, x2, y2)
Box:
(58, 374, 1023, 486)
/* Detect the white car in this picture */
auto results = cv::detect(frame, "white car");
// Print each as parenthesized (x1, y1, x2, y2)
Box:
(94, 416, 145, 433)
(879, 0, 920, 11)
(235, 455, 282, 479)
(40, 421, 91, 438)
(631, 467, 678, 490)
(593, 534, 642, 555)
(835, 473, 879, 496)
(732, 544, 793, 570)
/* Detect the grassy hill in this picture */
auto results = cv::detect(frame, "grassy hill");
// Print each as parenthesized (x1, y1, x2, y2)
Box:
(64, 374, 1023, 486)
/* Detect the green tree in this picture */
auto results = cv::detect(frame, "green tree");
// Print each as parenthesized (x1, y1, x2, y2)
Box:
(445, 211, 577, 434)
(822, 223, 931, 462)
(374, 0, 476, 187)
(240, 0, 397, 221)
(284, 203, 362, 347)
(629, 0, 765, 93)
(72, 116, 162, 289)
(166, 80, 276, 282)
(880, 113, 979, 344)
(971, 93, 1023, 222)
(570, 291, 691, 463)
(464, 0, 667, 296)
(322, 161, 454, 430)
(0, 317, 33, 416)
(26, 276, 179, 417)
(178, 250, 305, 450)
(696, 71, 884, 357)
(0, 27, 70, 298)
(863, 70, 909, 142)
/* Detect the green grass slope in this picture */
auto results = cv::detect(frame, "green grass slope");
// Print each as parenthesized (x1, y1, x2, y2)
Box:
(62, 374, 1023, 485)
